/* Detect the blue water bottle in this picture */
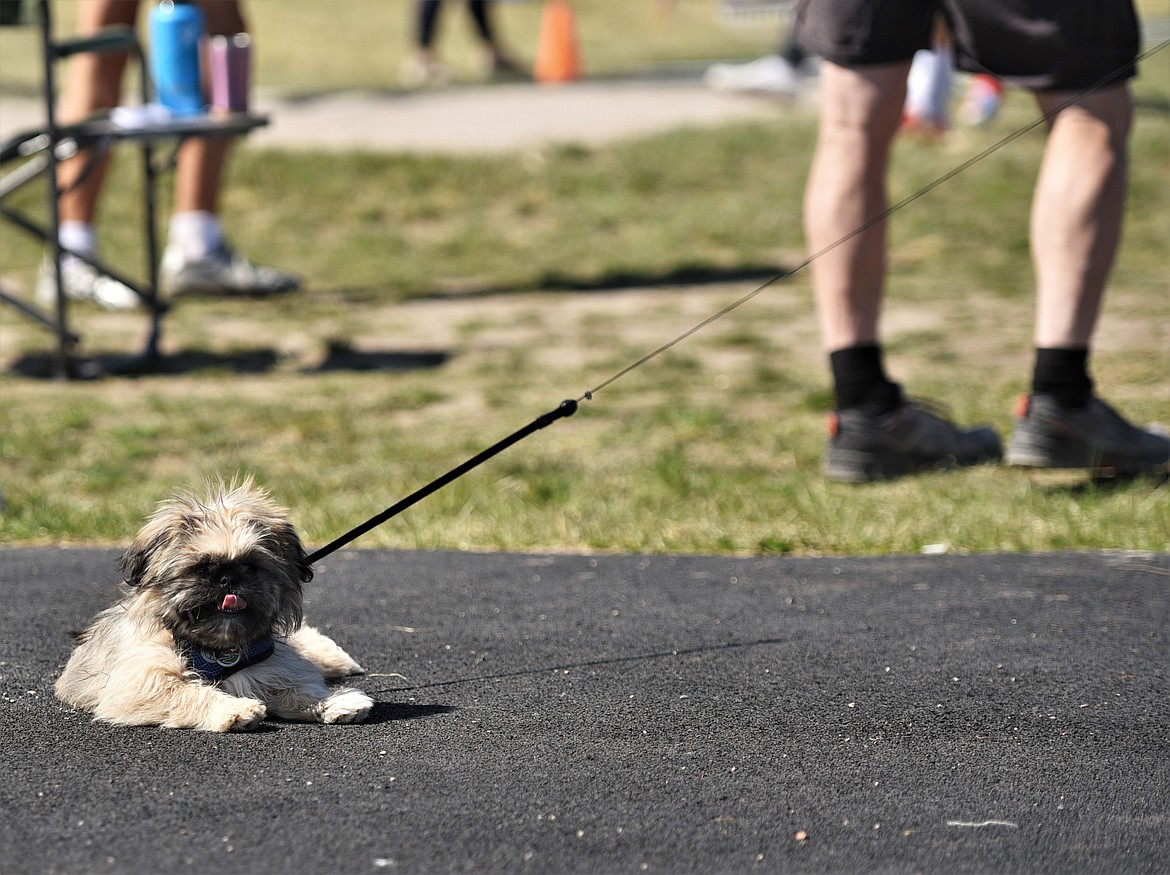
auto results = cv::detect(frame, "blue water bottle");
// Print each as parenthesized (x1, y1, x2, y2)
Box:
(149, 0, 205, 116)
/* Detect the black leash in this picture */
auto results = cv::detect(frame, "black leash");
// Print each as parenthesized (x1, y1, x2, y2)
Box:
(306, 399, 580, 564)
(307, 41, 1167, 565)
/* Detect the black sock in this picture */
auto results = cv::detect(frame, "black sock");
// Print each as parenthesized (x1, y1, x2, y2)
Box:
(830, 345, 902, 415)
(1031, 347, 1093, 409)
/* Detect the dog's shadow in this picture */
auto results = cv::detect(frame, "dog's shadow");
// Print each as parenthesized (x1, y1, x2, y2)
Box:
(258, 701, 453, 730)
(363, 702, 456, 724)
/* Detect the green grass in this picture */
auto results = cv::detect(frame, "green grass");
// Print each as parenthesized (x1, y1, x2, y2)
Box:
(0, 14, 1167, 556)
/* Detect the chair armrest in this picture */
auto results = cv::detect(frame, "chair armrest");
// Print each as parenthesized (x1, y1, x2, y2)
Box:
(51, 24, 137, 59)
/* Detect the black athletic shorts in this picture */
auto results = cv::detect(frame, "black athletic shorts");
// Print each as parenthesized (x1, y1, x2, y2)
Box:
(793, 0, 1140, 91)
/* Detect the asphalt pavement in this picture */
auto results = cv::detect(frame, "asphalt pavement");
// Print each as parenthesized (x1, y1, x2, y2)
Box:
(2, 546, 1167, 874)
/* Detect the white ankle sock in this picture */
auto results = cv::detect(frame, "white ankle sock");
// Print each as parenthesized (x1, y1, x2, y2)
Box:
(58, 221, 97, 269)
(167, 211, 225, 260)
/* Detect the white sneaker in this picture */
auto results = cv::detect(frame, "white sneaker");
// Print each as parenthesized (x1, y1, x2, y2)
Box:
(703, 54, 803, 96)
(400, 55, 449, 88)
(35, 255, 140, 311)
(160, 243, 300, 297)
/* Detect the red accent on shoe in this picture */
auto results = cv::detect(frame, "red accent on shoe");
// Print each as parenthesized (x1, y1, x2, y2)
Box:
(1014, 393, 1030, 420)
(827, 412, 839, 438)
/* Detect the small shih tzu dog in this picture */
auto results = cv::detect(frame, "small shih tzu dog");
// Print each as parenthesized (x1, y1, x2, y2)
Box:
(55, 478, 373, 731)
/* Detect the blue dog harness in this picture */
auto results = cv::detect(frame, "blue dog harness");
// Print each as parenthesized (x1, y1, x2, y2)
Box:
(180, 637, 275, 683)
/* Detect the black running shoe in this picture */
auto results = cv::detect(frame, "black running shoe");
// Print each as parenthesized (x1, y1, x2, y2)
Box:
(825, 400, 1002, 483)
(1006, 394, 1169, 476)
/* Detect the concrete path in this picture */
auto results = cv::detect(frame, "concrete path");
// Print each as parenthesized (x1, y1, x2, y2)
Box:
(2, 547, 1167, 874)
(248, 79, 790, 155)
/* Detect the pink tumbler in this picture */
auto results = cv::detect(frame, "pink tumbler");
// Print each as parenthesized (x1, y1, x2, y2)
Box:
(209, 33, 250, 113)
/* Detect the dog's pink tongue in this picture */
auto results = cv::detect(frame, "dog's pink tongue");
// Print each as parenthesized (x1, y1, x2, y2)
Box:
(221, 593, 247, 611)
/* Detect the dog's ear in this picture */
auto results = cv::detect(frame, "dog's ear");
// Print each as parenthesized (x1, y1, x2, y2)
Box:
(297, 551, 314, 584)
(279, 521, 314, 583)
(119, 537, 152, 588)
(119, 524, 174, 588)
(258, 518, 314, 585)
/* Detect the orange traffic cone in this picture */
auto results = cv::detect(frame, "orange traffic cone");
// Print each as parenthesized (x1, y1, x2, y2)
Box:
(534, 0, 582, 84)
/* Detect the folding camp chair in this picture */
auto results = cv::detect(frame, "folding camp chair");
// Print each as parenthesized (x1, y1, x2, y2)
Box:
(0, 0, 267, 378)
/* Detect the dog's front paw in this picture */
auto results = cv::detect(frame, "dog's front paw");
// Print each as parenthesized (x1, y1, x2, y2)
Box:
(209, 698, 267, 732)
(319, 688, 374, 725)
(290, 625, 366, 678)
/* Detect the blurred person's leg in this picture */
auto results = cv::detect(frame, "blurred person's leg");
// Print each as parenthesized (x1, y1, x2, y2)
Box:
(56, 0, 138, 225)
(1030, 85, 1130, 352)
(467, 0, 521, 75)
(803, 60, 1000, 480)
(161, 0, 299, 296)
(466, 0, 491, 42)
(1007, 81, 1167, 473)
(166, 0, 247, 257)
(804, 61, 906, 359)
(795, 0, 1002, 480)
(417, 0, 441, 53)
(943, 0, 1170, 473)
(40, 0, 141, 309)
(403, 1, 448, 85)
